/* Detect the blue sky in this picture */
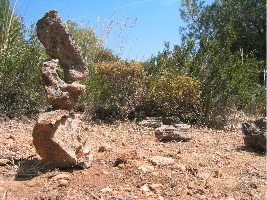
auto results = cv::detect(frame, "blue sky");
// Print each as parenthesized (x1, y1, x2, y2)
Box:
(12, 0, 213, 61)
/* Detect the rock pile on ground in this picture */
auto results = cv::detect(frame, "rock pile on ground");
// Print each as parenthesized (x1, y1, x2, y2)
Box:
(139, 117, 193, 142)
(32, 10, 91, 168)
(242, 118, 266, 151)
(155, 124, 192, 141)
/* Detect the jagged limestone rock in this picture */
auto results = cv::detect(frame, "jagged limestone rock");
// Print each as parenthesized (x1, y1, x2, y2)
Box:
(155, 124, 192, 141)
(242, 118, 266, 151)
(33, 10, 92, 168)
(36, 10, 88, 82)
(41, 58, 86, 110)
(33, 110, 80, 167)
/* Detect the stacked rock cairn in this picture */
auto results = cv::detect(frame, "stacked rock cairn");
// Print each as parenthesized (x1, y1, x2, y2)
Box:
(32, 10, 92, 168)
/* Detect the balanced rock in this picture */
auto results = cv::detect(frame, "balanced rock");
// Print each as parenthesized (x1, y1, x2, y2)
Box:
(32, 110, 90, 168)
(33, 10, 91, 168)
(155, 124, 192, 141)
(36, 10, 88, 82)
(242, 118, 266, 151)
(41, 58, 86, 110)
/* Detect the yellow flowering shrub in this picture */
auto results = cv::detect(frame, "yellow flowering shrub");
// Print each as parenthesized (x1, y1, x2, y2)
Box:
(91, 60, 146, 119)
(149, 71, 200, 121)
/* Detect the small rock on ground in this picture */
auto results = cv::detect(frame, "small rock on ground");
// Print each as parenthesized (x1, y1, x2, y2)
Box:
(150, 156, 174, 167)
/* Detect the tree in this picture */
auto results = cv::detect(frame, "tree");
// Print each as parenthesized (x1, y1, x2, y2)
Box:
(180, 0, 266, 60)
(178, 0, 265, 126)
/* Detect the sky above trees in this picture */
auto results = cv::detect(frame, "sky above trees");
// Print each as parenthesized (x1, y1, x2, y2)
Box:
(12, 0, 213, 60)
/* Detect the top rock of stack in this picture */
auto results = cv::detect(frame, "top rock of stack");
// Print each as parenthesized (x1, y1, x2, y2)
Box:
(36, 10, 88, 82)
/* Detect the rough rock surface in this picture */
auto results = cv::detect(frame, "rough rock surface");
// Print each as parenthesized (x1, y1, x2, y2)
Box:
(138, 118, 162, 128)
(242, 118, 266, 151)
(33, 10, 91, 168)
(155, 124, 192, 141)
(162, 116, 181, 125)
(36, 10, 88, 82)
(150, 156, 174, 167)
(32, 110, 88, 168)
(41, 58, 86, 110)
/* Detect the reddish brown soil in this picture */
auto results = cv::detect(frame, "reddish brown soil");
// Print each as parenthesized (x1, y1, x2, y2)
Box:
(0, 119, 266, 200)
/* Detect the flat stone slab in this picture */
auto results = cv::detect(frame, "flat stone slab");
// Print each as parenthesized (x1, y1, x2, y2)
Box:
(138, 119, 162, 128)
(155, 124, 192, 141)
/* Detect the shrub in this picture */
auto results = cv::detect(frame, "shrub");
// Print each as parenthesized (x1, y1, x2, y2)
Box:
(194, 39, 266, 127)
(0, 0, 47, 118)
(148, 71, 200, 122)
(79, 60, 146, 119)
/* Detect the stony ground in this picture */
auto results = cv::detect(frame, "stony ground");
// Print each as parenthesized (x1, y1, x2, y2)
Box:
(0, 118, 266, 200)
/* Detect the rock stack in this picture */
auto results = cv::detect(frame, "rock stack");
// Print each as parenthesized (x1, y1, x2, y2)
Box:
(32, 10, 92, 168)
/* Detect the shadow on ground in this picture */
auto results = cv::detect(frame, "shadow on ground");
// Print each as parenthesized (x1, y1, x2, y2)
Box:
(14, 157, 84, 181)
(236, 146, 266, 156)
(14, 158, 52, 181)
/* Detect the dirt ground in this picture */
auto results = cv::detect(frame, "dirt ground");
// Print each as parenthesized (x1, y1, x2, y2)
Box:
(0, 117, 266, 200)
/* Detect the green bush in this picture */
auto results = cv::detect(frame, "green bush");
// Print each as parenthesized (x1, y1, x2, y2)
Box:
(148, 71, 200, 122)
(0, 0, 47, 118)
(192, 36, 265, 127)
(79, 60, 146, 119)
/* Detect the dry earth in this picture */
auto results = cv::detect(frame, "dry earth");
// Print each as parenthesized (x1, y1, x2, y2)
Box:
(0, 117, 266, 200)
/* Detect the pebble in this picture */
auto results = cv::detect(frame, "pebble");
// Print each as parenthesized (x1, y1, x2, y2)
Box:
(150, 156, 174, 167)
(100, 186, 112, 193)
(138, 165, 155, 173)
(98, 146, 106, 152)
(198, 172, 211, 180)
(149, 183, 163, 191)
(58, 179, 69, 187)
(214, 169, 223, 178)
(141, 184, 150, 192)
(25, 180, 36, 187)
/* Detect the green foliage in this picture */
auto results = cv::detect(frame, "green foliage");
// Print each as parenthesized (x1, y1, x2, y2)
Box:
(0, 0, 264, 127)
(194, 35, 264, 124)
(203, 0, 265, 61)
(0, 0, 22, 56)
(148, 71, 200, 121)
(80, 60, 146, 119)
(178, 0, 266, 126)
(0, 0, 47, 117)
(144, 0, 265, 126)
(147, 42, 193, 78)
(180, 0, 266, 60)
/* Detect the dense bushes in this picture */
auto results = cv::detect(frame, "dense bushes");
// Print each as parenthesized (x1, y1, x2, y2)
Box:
(0, 0, 47, 117)
(176, 0, 266, 126)
(79, 60, 146, 119)
(78, 59, 201, 122)
(0, 36, 47, 117)
(0, 0, 265, 128)
(148, 71, 200, 121)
